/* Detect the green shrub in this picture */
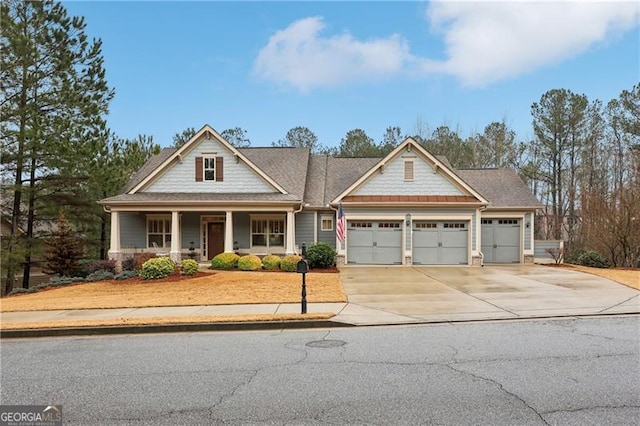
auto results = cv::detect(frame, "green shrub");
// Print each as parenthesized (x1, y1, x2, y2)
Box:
(115, 270, 138, 280)
(48, 276, 84, 286)
(306, 242, 337, 268)
(139, 257, 176, 280)
(262, 255, 281, 270)
(9, 288, 30, 295)
(238, 255, 262, 271)
(578, 250, 609, 268)
(180, 259, 199, 276)
(211, 252, 240, 270)
(280, 255, 302, 272)
(85, 270, 115, 282)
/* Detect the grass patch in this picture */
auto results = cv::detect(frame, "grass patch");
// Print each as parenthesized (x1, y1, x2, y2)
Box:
(0, 272, 347, 312)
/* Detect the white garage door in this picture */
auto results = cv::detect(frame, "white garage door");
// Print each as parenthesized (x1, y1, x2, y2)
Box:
(347, 221, 402, 265)
(413, 221, 469, 265)
(481, 219, 521, 263)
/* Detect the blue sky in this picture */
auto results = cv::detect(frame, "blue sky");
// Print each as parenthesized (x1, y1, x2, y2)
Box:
(63, 1, 640, 149)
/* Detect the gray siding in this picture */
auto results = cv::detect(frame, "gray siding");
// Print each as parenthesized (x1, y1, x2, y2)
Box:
(471, 210, 477, 251)
(317, 210, 336, 248)
(146, 137, 275, 193)
(233, 212, 251, 249)
(353, 153, 464, 196)
(120, 212, 146, 248)
(180, 212, 201, 248)
(295, 212, 314, 247)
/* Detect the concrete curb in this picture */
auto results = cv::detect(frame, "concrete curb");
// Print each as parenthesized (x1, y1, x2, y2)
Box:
(0, 319, 354, 339)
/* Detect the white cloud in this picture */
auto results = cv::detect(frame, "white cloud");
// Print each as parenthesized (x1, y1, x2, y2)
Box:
(253, 3, 639, 91)
(252, 16, 417, 92)
(426, 0, 640, 86)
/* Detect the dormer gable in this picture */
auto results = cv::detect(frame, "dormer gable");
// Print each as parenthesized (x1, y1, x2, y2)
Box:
(129, 125, 287, 195)
(332, 138, 488, 204)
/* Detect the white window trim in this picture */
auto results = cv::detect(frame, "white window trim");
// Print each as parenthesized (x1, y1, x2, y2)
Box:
(203, 155, 216, 181)
(320, 215, 334, 231)
(146, 215, 171, 248)
(250, 214, 286, 249)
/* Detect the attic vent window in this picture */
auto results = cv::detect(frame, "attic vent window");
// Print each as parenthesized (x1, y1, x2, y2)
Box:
(404, 160, 414, 181)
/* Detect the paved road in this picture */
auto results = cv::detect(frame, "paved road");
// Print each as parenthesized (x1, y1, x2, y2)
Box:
(1, 316, 639, 425)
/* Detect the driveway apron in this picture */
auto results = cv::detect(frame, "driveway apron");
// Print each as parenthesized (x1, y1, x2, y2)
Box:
(334, 265, 639, 325)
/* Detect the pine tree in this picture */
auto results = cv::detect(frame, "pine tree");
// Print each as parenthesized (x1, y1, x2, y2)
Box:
(43, 213, 84, 277)
(1, 0, 114, 291)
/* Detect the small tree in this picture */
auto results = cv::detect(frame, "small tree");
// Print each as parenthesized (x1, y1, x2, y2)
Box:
(43, 213, 84, 277)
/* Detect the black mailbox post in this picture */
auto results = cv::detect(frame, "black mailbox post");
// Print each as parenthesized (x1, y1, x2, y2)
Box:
(296, 259, 309, 314)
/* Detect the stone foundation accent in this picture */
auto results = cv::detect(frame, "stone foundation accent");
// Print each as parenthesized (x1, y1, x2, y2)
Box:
(404, 255, 412, 265)
(108, 250, 123, 273)
(524, 254, 534, 264)
(336, 254, 345, 266)
(472, 255, 483, 266)
(170, 251, 182, 263)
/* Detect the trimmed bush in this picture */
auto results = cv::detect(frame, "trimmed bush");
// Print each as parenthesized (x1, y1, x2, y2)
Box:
(578, 250, 609, 268)
(180, 259, 199, 276)
(280, 255, 302, 272)
(211, 252, 240, 270)
(48, 276, 84, 286)
(85, 270, 115, 282)
(115, 270, 138, 280)
(306, 242, 337, 269)
(238, 255, 262, 271)
(139, 257, 176, 280)
(134, 252, 157, 270)
(262, 255, 281, 270)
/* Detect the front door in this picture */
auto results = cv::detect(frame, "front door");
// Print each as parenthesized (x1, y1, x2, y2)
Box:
(207, 222, 225, 260)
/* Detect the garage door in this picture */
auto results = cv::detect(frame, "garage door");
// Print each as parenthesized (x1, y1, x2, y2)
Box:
(347, 221, 402, 265)
(481, 219, 520, 263)
(413, 221, 468, 265)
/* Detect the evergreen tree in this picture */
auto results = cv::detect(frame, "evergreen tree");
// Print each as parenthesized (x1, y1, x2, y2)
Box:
(43, 213, 84, 277)
(1, 0, 114, 292)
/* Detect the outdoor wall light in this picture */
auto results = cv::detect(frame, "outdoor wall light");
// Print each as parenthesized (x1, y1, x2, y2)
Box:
(526, 221, 530, 228)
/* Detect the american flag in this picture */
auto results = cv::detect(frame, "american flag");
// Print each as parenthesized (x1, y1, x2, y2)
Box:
(336, 202, 346, 243)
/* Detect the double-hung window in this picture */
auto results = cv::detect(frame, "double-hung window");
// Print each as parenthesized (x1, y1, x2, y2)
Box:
(251, 216, 285, 249)
(147, 216, 171, 248)
(203, 157, 216, 181)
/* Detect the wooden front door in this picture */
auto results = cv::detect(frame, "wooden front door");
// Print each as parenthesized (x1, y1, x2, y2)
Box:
(207, 223, 225, 260)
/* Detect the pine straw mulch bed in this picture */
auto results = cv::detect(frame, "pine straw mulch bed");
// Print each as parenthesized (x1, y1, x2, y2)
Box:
(0, 270, 347, 313)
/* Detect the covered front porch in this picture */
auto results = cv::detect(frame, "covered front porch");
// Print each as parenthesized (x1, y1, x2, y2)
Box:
(107, 207, 299, 264)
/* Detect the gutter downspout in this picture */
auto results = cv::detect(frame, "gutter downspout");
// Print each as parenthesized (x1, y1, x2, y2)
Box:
(293, 202, 304, 254)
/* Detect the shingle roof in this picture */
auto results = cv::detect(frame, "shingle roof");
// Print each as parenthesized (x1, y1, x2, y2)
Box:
(455, 169, 542, 208)
(100, 192, 299, 204)
(112, 143, 540, 209)
(324, 157, 380, 204)
(122, 148, 177, 193)
(238, 147, 309, 198)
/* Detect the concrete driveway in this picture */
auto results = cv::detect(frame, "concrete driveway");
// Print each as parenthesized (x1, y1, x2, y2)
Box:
(334, 265, 640, 325)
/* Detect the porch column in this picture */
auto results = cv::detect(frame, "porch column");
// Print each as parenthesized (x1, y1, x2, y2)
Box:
(224, 211, 234, 252)
(286, 211, 295, 255)
(170, 211, 181, 262)
(108, 210, 122, 272)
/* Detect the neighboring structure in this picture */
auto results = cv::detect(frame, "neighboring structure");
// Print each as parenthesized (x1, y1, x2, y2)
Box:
(99, 125, 542, 267)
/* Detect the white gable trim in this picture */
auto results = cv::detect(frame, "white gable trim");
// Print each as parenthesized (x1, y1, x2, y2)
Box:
(331, 138, 489, 204)
(129, 124, 288, 194)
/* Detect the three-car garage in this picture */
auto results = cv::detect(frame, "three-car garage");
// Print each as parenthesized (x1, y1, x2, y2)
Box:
(344, 216, 523, 265)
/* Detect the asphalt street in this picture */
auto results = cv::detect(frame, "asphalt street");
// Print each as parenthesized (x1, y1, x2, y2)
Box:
(1, 316, 639, 425)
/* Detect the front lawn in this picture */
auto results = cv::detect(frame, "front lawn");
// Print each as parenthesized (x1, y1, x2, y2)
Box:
(0, 271, 347, 312)
(562, 264, 640, 290)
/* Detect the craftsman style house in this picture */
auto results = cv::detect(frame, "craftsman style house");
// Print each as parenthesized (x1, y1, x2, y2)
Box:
(99, 125, 541, 266)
